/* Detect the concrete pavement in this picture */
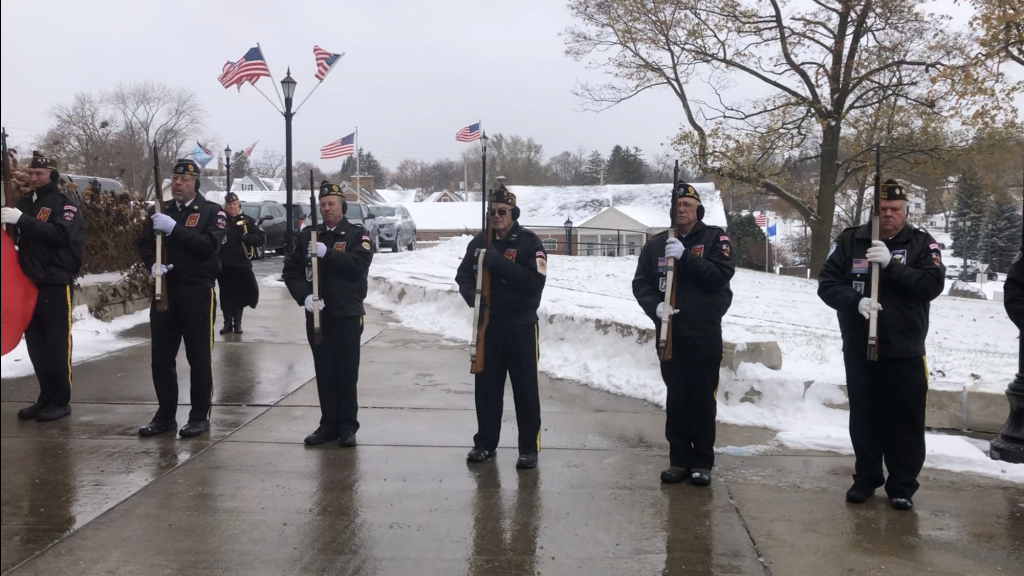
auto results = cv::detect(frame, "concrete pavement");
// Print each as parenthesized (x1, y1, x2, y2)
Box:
(1, 257, 1022, 575)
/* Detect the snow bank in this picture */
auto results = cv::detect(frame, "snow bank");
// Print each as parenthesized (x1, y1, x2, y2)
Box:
(367, 238, 1024, 484)
(1, 306, 149, 379)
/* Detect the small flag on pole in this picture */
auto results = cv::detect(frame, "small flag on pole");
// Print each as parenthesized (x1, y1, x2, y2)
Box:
(755, 211, 767, 227)
(768, 223, 777, 238)
(244, 141, 259, 158)
(321, 133, 356, 160)
(218, 47, 271, 91)
(456, 123, 482, 143)
(197, 141, 213, 157)
(313, 46, 344, 82)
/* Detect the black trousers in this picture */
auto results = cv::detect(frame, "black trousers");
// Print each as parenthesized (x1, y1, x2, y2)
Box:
(150, 288, 215, 423)
(844, 353, 928, 499)
(474, 323, 542, 455)
(660, 333, 723, 471)
(25, 285, 73, 409)
(307, 315, 362, 434)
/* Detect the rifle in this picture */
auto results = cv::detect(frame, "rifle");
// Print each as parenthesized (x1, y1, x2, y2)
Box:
(658, 161, 681, 362)
(309, 171, 322, 344)
(1, 127, 15, 238)
(470, 188, 494, 374)
(152, 146, 169, 312)
(867, 145, 882, 362)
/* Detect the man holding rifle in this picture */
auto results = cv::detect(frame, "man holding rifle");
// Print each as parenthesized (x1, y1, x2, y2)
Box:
(137, 159, 227, 439)
(456, 182, 548, 470)
(283, 180, 373, 448)
(633, 182, 734, 487)
(2, 152, 84, 423)
(818, 180, 945, 511)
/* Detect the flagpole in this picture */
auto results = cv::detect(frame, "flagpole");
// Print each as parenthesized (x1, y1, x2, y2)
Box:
(766, 214, 771, 273)
(257, 43, 287, 111)
(295, 53, 345, 114)
(355, 127, 361, 205)
(249, 84, 283, 114)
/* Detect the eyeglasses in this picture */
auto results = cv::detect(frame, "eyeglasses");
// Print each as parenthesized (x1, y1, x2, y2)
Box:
(489, 208, 510, 218)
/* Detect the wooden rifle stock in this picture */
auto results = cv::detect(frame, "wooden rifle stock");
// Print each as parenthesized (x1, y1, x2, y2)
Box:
(470, 193, 493, 374)
(152, 146, 169, 312)
(309, 172, 322, 344)
(867, 145, 882, 361)
(658, 161, 681, 362)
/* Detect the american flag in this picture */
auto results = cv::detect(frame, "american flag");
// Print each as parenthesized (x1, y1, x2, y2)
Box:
(197, 141, 213, 157)
(755, 211, 767, 227)
(218, 47, 271, 91)
(244, 141, 259, 158)
(456, 123, 482, 143)
(321, 133, 356, 160)
(313, 46, 343, 82)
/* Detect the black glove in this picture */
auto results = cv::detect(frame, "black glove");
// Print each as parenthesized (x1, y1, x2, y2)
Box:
(482, 247, 505, 270)
(240, 234, 250, 244)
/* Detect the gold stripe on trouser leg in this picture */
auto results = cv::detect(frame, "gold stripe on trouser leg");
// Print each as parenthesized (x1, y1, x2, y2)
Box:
(208, 288, 215, 420)
(535, 324, 541, 453)
(923, 356, 929, 406)
(66, 286, 73, 390)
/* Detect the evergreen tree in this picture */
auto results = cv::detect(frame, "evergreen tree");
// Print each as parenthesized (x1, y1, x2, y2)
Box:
(725, 212, 768, 270)
(606, 145, 647, 184)
(951, 171, 988, 263)
(983, 199, 1022, 273)
(584, 151, 606, 185)
(336, 148, 386, 190)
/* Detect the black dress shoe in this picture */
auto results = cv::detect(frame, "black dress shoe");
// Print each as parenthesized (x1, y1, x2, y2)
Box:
(467, 448, 496, 464)
(891, 497, 914, 512)
(17, 403, 43, 421)
(179, 421, 211, 439)
(36, 405, 72, 423)
(846, 485, 877, 504)
(516, 453, 539, 470)
(304, 427, 338, 446)
(139, 420, 178, 438)
(339, 432, 358, 448)
(690, 470, 712, 487)
(660, 467, 689, 484)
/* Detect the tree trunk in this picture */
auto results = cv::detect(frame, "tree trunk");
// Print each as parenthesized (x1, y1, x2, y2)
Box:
(852, 177, 868, 228)
(810, 125, 842, 275)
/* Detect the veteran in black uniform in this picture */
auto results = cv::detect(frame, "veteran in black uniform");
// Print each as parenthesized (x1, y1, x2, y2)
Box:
(1006, 246, 1023, 330)
(455, 182, 548, 470)
(218, 192, 265, 335)
(2, 152, 84, 422)
(818, 180, 945, 512)
(633, 183, 735, 487)
(136, 159, 227, 439)
(283, 181, 373, 448)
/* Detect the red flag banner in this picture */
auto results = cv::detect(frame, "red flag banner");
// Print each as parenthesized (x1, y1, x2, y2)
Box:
(1, 233, 37, 356)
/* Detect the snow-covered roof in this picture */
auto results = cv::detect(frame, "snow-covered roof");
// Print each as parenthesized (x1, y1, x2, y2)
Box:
(379, 187, 418, 205)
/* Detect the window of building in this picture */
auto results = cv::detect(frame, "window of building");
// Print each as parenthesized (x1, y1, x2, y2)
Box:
(542, 239, 558, 252)
(628, 241, 637, 256)
(586, 243, 594, 256)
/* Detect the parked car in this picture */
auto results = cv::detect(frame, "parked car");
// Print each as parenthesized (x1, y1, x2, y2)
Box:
(958, 264, 999, 283)
(240, 201, 289, 258)
(944, 263, 962, 280)
(296, 201, 380, 252)
(370, 204, 418, 252)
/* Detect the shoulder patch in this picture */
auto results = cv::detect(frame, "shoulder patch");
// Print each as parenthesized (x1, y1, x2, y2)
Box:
(37, 207, 51, 221)
(719, 235, 730, 243)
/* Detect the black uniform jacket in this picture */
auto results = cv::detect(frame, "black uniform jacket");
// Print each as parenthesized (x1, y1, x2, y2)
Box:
(455, 223, 547, 326)
(818, 224, 945, 358)
(14, 182, 85, 286)
(137, 193, 227, 293)
(282, 218, 373, 318)
(221, 213, 266, 269)
(1005, 246, 1024, 330)
(633, 221, 735, 340)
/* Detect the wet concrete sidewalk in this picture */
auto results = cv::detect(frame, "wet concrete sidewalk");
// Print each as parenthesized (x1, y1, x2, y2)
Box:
(2, 260, 1022, 575)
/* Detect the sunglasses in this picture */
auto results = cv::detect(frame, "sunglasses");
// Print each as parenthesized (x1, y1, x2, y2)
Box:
(489, 208, 510, 217)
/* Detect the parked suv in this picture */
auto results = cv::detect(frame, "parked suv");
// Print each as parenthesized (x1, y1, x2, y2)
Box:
(371, 204, 418, 252)
(958, 264, 999, 283)
(296, 201, 379, 252)
(240, 201, 289, 258)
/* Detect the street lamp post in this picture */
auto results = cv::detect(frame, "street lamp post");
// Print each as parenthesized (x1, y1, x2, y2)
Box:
(564, 217, 573, 256)
(224, 145, 232, 194)
(281, 70, 297, 254)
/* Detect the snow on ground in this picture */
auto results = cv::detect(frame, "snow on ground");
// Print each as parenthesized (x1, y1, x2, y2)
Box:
(1, 306, 150, 379)
(367, 238, 1024, 483)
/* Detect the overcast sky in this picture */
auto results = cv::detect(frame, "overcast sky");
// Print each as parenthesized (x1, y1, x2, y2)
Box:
(1, 0, 1017, 173)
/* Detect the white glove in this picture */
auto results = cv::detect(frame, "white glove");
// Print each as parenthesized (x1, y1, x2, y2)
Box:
(304, 295, 326, 313)
(656, 302, 680, 319)
(866, 241, 892, 269)
(665, 238, 685, 261)
(2, 207, 23, 225)
(310, 241, 327, 259)
(152, 213, 176, 236)
(858, 298, 882, 320)
(151, 264, 174, 276)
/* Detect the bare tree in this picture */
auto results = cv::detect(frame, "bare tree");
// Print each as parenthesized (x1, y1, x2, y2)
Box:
(547, 146, 589, 186)
(44, 93, 122, 178)
(251, 150, 286, 178)
(565, 0, 1012, 273)
(107, 81, 205, 199)
(490, 134, 549, 185)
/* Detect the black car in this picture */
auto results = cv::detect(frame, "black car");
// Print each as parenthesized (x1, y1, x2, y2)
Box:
(296, 201, 380, 252)
(959, 264, 999, 283)
(240, 201, 289, 258)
